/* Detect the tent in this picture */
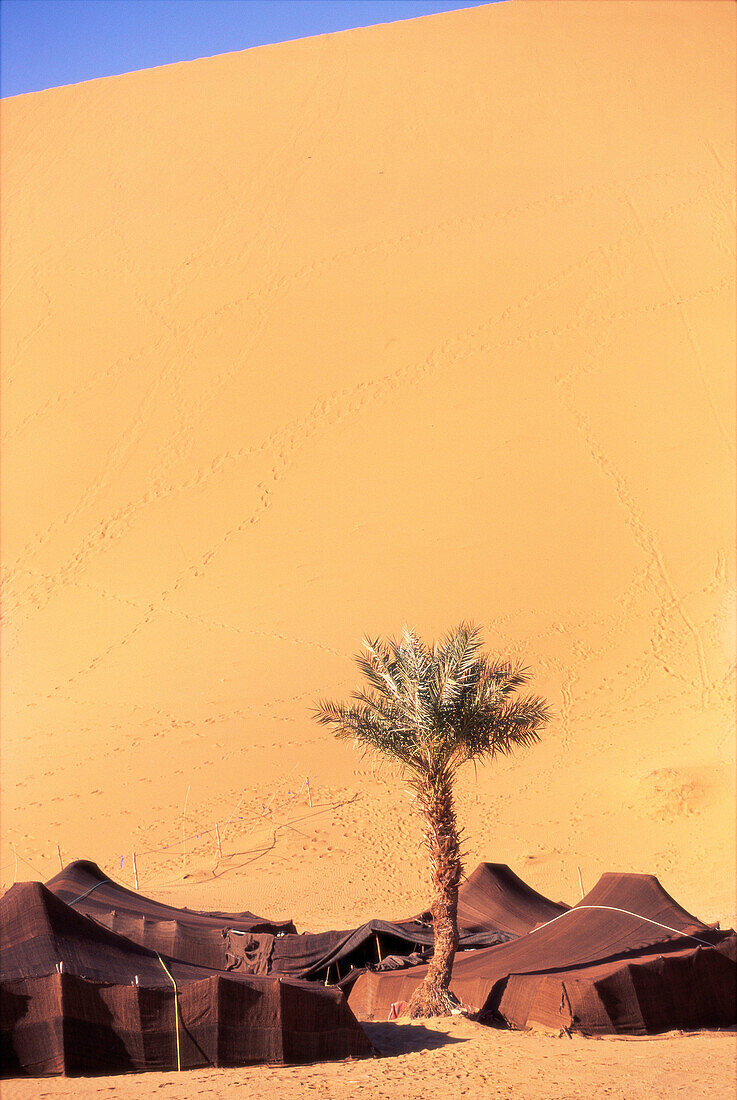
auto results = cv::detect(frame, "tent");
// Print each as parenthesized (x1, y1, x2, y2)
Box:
(45, 861, 528, 984)
(47, 859, 295, 933)
(498, 935, 737, 1034)
(348, 872, 736, 1034)
(261, 862, 565, 986)
(249, 917, 514, 983)
(45, 860, 296, 973)
(0, 882, 372, 1076)
(416, 862, 569, 937)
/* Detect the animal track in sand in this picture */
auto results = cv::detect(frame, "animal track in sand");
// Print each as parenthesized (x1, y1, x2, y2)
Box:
(5, 167, 729, 630)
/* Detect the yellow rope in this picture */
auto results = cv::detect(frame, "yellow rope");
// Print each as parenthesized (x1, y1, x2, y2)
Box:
(156, 954, 182, 1072)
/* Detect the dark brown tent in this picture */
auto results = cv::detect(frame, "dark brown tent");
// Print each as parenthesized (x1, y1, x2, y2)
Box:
(44, 860, 296, 973)
(252, 918, 513, 983)
(263, 862, 563, 987)
(1, 882, 372, 1076)
(47, 860, 295, 933)
(45, 862, 521, 984)
(218, 861, 565, 981)
(348, 872, 736, 1034)
(498, 935, 737, 1034)
(417, 863, 569, 937)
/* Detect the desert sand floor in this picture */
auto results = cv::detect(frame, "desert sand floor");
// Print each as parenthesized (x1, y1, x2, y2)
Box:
(2, 1020, 735, 1100)
(1, 0, 735, 1094)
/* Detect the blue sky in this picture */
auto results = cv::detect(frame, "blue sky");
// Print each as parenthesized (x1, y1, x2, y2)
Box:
(1, 0, 500, 98)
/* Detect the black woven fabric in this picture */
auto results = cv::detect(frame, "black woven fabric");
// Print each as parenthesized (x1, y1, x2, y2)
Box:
(0, 881, 372, 1077)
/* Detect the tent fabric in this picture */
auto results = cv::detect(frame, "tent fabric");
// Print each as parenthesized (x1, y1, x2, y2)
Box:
(498, 934, 737, 1035)
(1, 972, 372, 1076)
(76, 911, 243, 972)
(241, 919, 514, 983)
(46, 860, 295, 934)
(347, 873, 733, 1029)
(1, 881, 215, 987)
(417, 863, 569, 937)
(229, 861, 562, 982)
(0, 882, 372, 1076)
(574, 871, 706, 931)
(44, 861, 296, 975)
(44, 862, 520, 984)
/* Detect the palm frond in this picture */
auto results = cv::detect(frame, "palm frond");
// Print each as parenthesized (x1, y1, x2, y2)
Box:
(355, 636, 402, 700)
(315, 623, 550, 779)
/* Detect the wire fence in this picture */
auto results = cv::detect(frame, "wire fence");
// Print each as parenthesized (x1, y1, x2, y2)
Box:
(0, 772, 343, 893)
(2, 776, 599, 908)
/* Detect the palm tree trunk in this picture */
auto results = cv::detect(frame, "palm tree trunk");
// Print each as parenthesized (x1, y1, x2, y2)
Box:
(408, 772, 462, 1018)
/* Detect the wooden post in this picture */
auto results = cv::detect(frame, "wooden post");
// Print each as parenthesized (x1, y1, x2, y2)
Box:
(132, 851, 139, 890)
(182, 784, 191, 875)
(376, 934, 383, 963)
(215, 822, 223, 859)
(577, 866, 585, 899)
(305, 777, 312, 808)
(56, 843, 63, 871)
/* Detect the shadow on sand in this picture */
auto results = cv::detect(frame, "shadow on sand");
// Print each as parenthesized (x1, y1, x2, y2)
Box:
(363, 1021, 470, 1056)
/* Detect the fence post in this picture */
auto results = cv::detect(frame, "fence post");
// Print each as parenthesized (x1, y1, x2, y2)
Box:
(182, 785, 191, 875)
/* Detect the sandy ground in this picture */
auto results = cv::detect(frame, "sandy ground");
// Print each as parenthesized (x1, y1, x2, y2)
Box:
(2, 1019, 736, 1100)
(1, 0, 735, 1095)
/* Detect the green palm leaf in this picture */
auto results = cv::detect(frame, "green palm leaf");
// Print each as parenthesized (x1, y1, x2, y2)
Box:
(313, 622, 550, 1018)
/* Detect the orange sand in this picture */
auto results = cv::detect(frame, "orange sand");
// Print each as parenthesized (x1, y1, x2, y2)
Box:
(1, 0, 735, 1093)
(1, 1018, 735, 1100)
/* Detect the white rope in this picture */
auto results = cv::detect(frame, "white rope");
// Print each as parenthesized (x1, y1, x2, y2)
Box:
(67, 879, 107, 906)
(525, 904, 714, 947)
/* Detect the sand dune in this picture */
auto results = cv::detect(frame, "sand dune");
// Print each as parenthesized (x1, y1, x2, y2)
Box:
(1, 0, 735, 1046)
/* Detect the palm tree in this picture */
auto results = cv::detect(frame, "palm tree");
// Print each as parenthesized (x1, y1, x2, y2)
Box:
(314, 622, 550, 1018)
